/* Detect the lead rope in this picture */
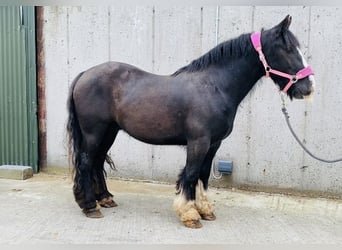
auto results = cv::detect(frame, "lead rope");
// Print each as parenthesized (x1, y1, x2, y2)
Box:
(211, 94, 342, 181)
(211, 6, 223, 180)
(281, 94, 342, 163)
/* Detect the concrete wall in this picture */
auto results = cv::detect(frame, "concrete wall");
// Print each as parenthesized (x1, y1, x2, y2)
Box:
(43, 6, 342, 196)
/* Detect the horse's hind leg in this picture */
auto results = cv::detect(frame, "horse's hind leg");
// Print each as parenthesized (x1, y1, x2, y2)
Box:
(174, 137, 210, 228)
(196, 141, 221, 221)
(73, 123, 111, 218)
(73, 142, 102, 218)
(95, 167, 118, 208)
(93, 125, 119, 208)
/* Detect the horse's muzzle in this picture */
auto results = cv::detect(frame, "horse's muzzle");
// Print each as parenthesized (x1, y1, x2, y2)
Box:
(292, 81, 315, 100)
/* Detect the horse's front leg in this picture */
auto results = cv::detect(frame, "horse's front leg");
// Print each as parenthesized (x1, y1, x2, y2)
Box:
(196, 141, 222, 221)
(173, 137, 210, 228)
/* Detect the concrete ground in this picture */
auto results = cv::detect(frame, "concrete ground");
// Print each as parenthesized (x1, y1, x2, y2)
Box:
(0, 173, 341, 244)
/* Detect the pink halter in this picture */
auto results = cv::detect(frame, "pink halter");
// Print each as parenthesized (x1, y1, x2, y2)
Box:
(250, 32, 314, 93)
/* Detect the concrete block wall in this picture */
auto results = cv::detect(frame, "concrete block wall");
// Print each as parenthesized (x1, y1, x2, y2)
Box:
(43, 6, 342, 196)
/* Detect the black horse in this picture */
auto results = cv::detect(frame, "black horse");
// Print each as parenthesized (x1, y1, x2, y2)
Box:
(67, 15, 315, 228)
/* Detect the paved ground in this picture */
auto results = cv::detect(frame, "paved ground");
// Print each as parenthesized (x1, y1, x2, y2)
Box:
(0, 173, 341, 244)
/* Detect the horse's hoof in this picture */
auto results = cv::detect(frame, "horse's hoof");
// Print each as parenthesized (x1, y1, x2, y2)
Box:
(83, 208, 104, 218)
(98, 197, 118, 208)
(201, 213, 216, 221)
(183, 220, 203, 229)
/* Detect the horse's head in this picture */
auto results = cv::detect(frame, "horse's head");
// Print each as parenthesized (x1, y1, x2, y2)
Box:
(259, 15, 315, 100)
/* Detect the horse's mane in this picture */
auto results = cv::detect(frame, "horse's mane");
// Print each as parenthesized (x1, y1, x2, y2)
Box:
(172, 29, 300, 76)
(172, 33, 253, 76)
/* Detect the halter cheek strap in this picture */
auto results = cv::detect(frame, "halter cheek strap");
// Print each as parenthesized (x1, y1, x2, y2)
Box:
(250, 32, 314, 93)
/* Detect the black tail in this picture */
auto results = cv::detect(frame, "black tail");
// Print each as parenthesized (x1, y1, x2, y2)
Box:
(67, 72, 85, 177)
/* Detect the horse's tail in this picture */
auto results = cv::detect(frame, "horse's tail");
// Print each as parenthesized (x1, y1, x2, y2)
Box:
(67, 72, 84, 177)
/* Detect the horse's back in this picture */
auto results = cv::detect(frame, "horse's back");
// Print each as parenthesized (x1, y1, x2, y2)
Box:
(78, 61, 149, 82)
(73, 61, 156, 103)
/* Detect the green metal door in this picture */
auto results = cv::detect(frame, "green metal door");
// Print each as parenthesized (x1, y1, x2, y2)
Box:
(0, 6, 38, 172)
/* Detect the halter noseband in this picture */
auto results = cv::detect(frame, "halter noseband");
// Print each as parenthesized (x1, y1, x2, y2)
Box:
(250, 32, 314, 93)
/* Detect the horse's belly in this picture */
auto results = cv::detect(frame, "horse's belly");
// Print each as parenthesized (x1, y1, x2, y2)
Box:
(115, 103, 186, 145)
(126, 133, 187, 146)
(121, 121, 186, 145)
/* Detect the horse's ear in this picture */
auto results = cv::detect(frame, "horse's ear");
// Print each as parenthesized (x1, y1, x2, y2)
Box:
(272, 15, 292, 37)
(276, 15, 292, 33)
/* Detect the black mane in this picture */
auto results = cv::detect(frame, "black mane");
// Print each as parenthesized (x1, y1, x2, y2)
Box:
(172, 33, 253, 76)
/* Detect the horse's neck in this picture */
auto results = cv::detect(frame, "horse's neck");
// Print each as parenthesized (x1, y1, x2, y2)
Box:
(214, 55, 264, 106)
